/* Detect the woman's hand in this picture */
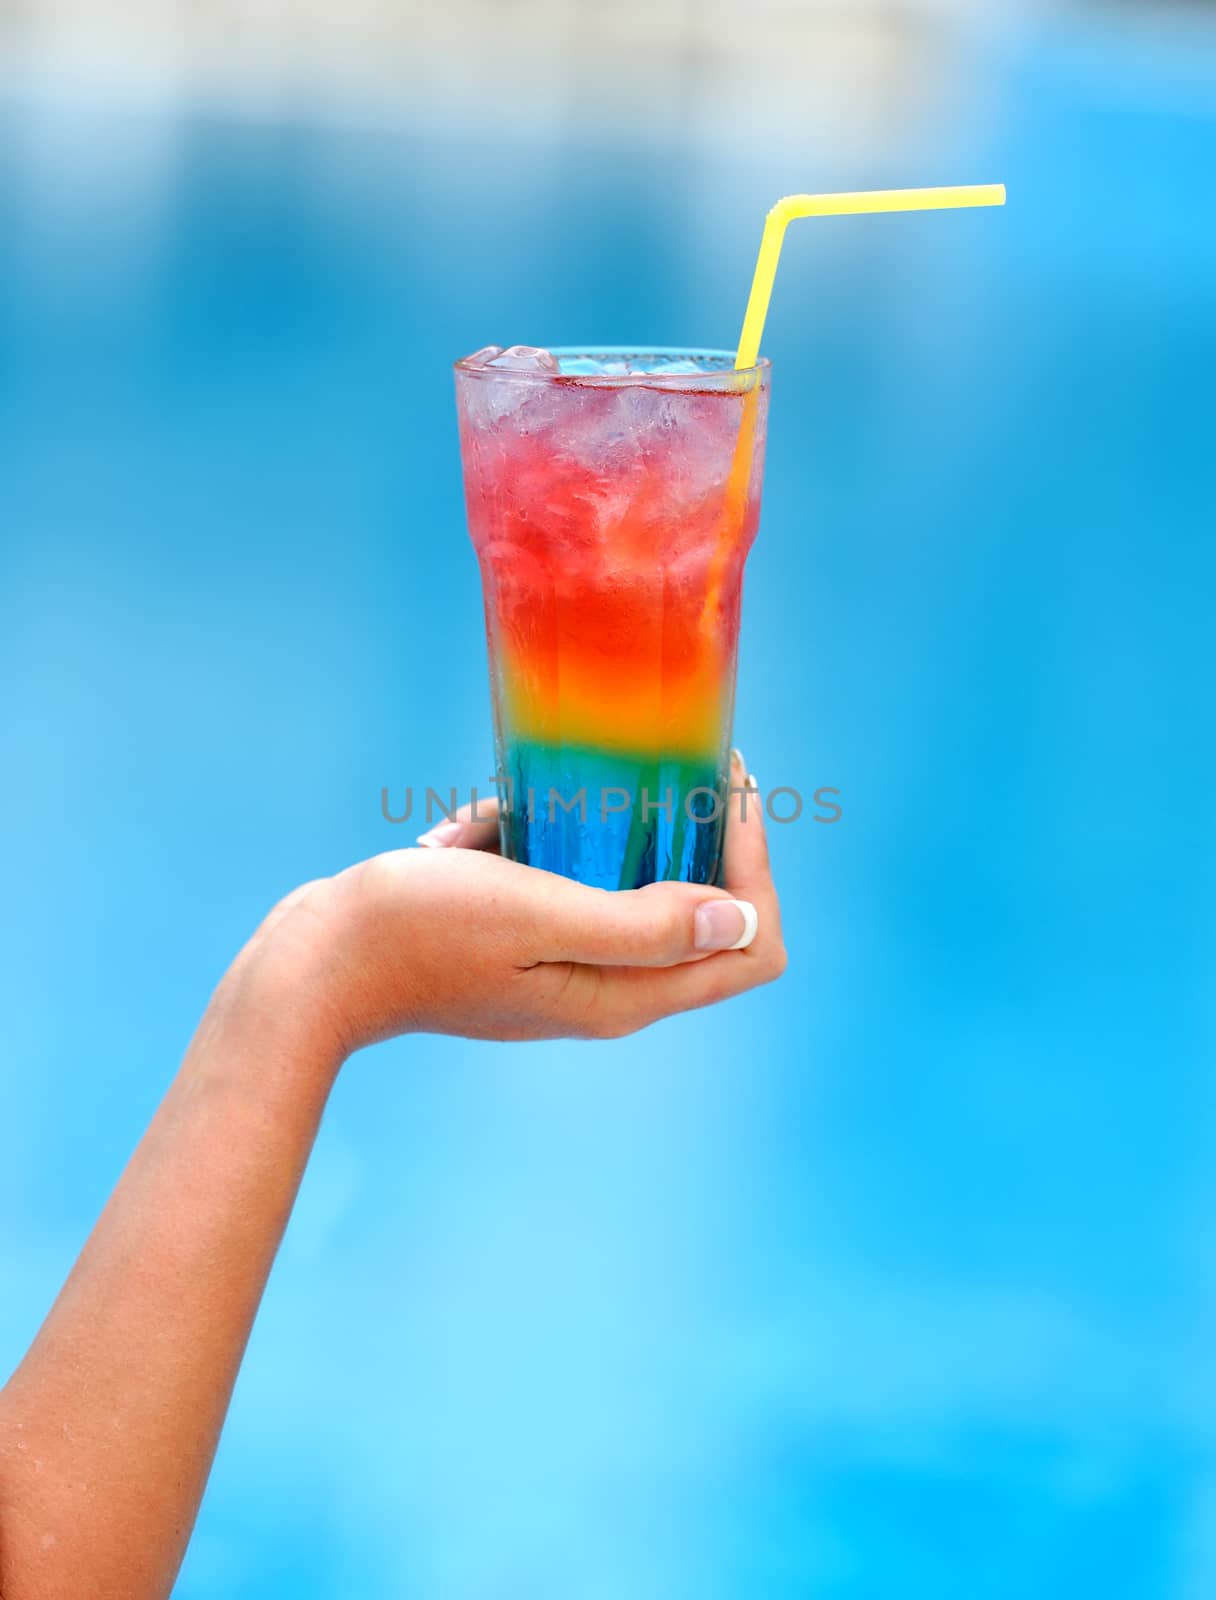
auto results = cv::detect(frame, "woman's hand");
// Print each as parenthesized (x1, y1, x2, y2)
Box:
(229, 750, 786, 1055)
(0, 749, 784, 1600)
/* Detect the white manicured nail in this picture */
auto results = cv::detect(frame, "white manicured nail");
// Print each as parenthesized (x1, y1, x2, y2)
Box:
(416, 821, 462, 848)
(694, 899, 759, 952)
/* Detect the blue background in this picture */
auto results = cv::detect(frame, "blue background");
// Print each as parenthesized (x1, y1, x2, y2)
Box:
(2, 12, 1214, 1597)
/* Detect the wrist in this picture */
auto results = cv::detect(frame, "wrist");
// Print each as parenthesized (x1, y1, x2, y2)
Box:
(215, 962, 347, 1079)
(214, 859, 431, 1067)
(188, 973, 345, 1129)
(201, 878, 363, 1097)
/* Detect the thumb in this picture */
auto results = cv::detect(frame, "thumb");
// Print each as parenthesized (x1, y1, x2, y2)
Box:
(533, 878, 759, 969)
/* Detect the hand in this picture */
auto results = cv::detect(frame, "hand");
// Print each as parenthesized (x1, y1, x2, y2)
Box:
(227, 750, 786, 1053)
(0, 753, 783, 1600)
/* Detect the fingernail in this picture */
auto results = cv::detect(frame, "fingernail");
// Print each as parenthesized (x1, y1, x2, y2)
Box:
(694, 899, 759, 952)
(746, 772, 760, 792)
(730, 746, 747, 776)
(416, 821, 462, 848)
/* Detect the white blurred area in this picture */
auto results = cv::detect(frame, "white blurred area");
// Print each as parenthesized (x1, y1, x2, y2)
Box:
(1, 0, 1211, 154)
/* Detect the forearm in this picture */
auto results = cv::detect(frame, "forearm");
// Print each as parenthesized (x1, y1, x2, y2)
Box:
(0, 801, 784, 1597)
(0, 977, 344, 1600)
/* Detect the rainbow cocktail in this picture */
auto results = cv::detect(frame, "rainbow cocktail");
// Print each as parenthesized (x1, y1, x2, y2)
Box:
(455, 346, 769, 891)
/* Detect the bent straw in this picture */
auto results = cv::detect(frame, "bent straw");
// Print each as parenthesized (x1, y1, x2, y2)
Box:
(699, 185, 1006, 632)
(735, 184, 1006, 370)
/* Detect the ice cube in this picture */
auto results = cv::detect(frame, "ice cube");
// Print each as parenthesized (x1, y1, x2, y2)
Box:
(489, 345, 560, 372)
(461, 345, 504, 367)
(647, 359, 701, 375)
(558, 357, 610, 376)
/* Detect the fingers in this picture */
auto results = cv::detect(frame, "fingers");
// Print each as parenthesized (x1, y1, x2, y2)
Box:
(718, 747, 782, 961)
(554, 748, 787, 1035)
(394, 743, 785, 1041)
(532, 875, 759, 969)
(417, 793, 501, 853)
(721, 747, 773, 899)
(416, 750, 779, 979)
(323, 740, 785, 1048)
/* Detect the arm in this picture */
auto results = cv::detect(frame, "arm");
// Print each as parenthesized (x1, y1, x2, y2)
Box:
(0, 937, 345, 1600)
(0, 757, 784, 1599)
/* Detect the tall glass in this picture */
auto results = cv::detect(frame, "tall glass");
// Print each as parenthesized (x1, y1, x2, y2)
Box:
(455, 347, 770, 891)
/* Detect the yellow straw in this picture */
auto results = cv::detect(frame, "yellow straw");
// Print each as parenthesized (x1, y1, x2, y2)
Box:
(735, 184, 1006, 370)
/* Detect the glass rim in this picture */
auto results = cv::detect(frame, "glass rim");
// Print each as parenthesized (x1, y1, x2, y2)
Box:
(453, 345, 771, 388)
